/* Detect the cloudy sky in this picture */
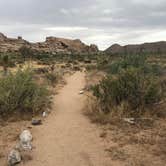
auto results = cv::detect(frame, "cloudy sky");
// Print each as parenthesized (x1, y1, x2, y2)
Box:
(0, 0, 166, 50)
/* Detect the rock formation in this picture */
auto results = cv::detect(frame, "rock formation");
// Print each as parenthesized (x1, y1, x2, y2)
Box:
(0, 33, 99, 54)
(105, 41, 166, 55)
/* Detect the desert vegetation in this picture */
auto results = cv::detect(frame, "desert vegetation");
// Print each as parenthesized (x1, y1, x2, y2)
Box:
(84, 53, 166, 166)
(0, 42, 166, 166)
(90, 55, 164, 117)
(0, 68, 51, 119)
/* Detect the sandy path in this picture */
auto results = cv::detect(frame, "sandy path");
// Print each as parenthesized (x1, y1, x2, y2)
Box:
(25, 71, 110, 166)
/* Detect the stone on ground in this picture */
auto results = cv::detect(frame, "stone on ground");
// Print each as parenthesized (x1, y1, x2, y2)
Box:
(19, 130, 33, 150)
(8, 149, 21, 166)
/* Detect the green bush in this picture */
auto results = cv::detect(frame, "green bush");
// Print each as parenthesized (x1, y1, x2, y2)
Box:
(0, 68, 51, 118)
(99, 54, 163, 76)
(92, 66, 162, 116)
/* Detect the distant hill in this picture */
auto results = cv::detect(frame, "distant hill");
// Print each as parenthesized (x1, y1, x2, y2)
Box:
(0, 32, 99, 54)
(105, 41, 166, 55)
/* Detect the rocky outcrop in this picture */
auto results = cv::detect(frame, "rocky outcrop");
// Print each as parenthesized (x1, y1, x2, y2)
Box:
(0, 33, 30, 53)
(0, 33, 99, 54)
(105, 41, 166, 55)
(32, 37, 98, 54)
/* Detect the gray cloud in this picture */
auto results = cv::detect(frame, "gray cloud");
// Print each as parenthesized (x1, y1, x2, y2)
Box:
(0, 0, 166, 50)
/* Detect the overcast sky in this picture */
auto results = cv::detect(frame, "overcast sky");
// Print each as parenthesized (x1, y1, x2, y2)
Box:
(0, 0, 166, 50)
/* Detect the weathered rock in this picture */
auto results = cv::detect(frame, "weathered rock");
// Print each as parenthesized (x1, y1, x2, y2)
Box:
(42, 112, 47, 117)
(19, 130, 33, 150)
(79, 90, 84, 94)
(8, 149, 21, 166)
(31, 119, 42, 126)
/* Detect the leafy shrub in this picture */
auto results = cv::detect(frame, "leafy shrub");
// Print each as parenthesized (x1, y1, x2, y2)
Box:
(0, 68, 51, 118)
(99, 54, 163, 76)
(92, 55, 163, 116)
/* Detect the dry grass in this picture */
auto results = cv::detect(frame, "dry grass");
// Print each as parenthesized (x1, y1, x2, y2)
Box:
(84, 67, 166, 166)
(98, 117, 166, 166)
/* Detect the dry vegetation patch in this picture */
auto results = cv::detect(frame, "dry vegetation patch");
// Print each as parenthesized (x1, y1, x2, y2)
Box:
(84, 54, 166, 166)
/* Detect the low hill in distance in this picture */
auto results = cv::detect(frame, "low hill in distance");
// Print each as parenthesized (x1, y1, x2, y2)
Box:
(105, 41, 166, 55)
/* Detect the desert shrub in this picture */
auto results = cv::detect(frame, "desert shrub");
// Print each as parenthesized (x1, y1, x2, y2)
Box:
(34, 67, 49, 74)
(149, 64, 163, 76)
(99, 54, 163, 76)
(73, 66, 81, 71)
(91, 54, 164, 117)
(0, 68, 51, 118)
(0, 54, 16, 68)
(45, 72, 59, 87)
(19, 46, 33, 61)
(84, 59, 92, 64)
(86, 64, 97, 71)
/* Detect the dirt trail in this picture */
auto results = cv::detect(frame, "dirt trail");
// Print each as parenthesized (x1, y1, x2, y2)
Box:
(25, 71, 111, 166)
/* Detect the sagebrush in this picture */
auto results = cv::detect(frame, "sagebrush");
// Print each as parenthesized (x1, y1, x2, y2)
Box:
(0, 68, 51, 118)
(91, 55, 164, 117)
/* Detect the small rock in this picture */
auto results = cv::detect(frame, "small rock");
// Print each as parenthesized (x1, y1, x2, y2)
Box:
(79, 90, 84, 94)
(123, 118, 135, 124)
(19, 130, 33, 150)
(42, 112, 47, 117)
(31, 119, 42, 126)
(8, 149, 21, 166)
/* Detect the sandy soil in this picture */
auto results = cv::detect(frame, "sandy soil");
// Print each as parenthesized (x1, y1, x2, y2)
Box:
(23, 71, 111, 166)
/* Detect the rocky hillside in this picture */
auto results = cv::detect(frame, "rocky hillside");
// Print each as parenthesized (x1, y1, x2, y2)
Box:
(105, 41, 166, 55)
(0, 33, 98, 54)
